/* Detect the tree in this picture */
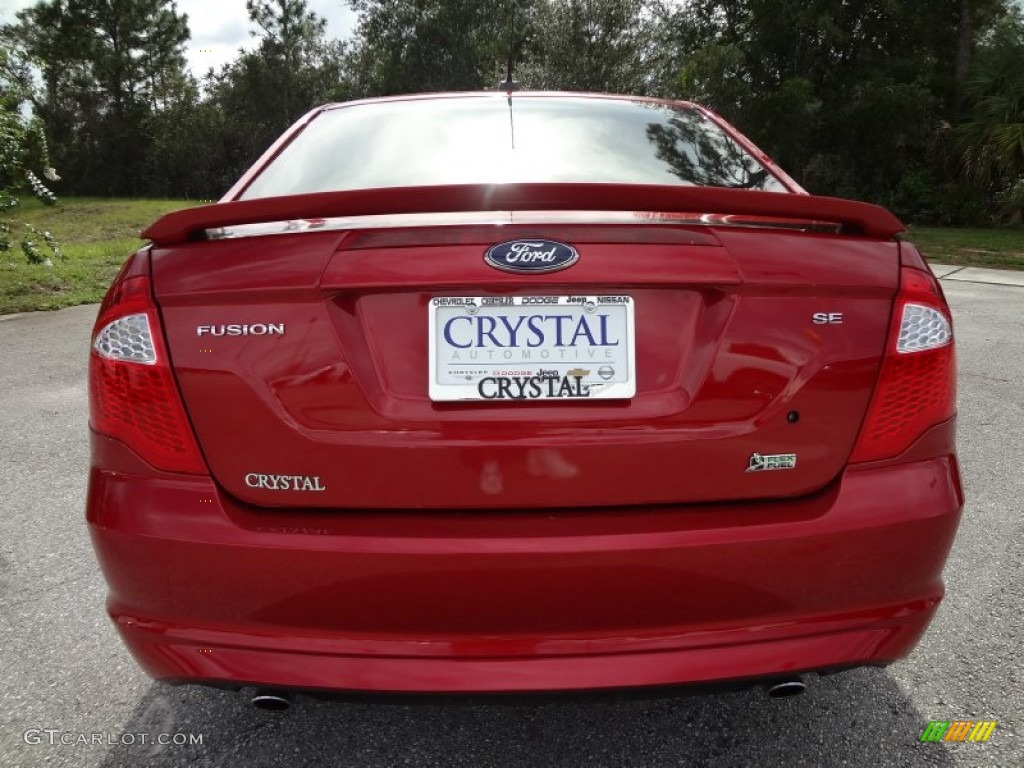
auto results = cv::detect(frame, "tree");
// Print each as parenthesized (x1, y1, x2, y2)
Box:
(662, 0, 1011, 218)
(348, 0, 514, 95)
(192, 0, 350, 189)
(347, 0, 673, 97)
(520, 0, 659, 93)
(4, 0, 190, 196)
(954, 9, 1024, 219)
(244, 0, 348, 127)
(0, 39, 61, 263)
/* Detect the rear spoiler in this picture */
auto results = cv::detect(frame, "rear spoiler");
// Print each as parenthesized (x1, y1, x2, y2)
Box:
(142, 183, 906, 246)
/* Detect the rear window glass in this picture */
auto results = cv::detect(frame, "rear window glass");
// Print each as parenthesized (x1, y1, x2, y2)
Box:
(240, 95, 789, 199)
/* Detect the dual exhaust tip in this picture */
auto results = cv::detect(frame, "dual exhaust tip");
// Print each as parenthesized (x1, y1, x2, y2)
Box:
(251, 689, 293, 712)
(248, 678, 806, 710)
(766, 679, 807, 698)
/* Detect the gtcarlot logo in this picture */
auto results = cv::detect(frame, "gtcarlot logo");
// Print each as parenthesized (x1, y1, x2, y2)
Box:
(920, 720, 997, 742)
(23, 729, 204, 748)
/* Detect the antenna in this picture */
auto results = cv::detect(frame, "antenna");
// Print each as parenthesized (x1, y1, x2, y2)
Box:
(498, 1, 519, 92)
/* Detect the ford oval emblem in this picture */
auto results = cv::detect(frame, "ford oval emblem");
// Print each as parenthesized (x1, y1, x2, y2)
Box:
(484, 239, 579, 274)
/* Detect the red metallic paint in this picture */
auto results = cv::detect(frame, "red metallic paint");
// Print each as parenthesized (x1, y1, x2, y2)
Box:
(88, 424, 960, 692)
(145, 183, 905, 246)
(150, 227, 898, 510)
(87, 93, 962, 695)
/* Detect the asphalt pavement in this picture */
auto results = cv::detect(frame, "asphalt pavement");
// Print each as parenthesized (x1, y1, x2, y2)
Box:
(1, 278, 1021, 768)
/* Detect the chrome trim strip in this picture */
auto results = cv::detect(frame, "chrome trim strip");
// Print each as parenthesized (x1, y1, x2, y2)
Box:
(204, 210, 842, 240)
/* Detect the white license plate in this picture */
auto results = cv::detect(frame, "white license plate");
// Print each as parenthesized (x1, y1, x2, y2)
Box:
(428, 295, 636, 401)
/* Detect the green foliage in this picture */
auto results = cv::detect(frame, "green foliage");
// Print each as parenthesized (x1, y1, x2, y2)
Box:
(954, 9, 1024, 221)
(346, 0, 666, 96)
(0, 197, 198, 313)
(0, 42, 61, 263)
(518, 0, 659, 93)
(892, 167, 991, 226)
(19, 222, 63, 264)
(4, 0, 190, 196)
(666, 1, 947, 200)
(658, 0, 1021, 222)
(4, 0, 349, 200)
(677, 43, 751, 116)
(0, 0, 1022, 227)
(348, 0, 513, 94)
(201, 0, 350, 179)
(907, 223, 1024, 268)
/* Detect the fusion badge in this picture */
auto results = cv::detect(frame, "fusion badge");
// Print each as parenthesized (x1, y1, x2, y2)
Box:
(484, 239, 579, 274)
(196, 324, 285, 337)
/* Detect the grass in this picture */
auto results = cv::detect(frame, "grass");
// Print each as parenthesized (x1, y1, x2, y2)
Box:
(0, 198, 1021, 314)
(906, 226, 1024, 271)
(0, 197, 200, 315)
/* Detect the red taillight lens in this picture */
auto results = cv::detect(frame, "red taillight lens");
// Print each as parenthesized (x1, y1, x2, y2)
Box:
(89, 256, 206, 474)
(850, 266, 956, 463)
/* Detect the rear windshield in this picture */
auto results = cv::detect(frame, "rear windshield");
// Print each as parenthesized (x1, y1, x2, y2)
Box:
(239, 95, 789, 199)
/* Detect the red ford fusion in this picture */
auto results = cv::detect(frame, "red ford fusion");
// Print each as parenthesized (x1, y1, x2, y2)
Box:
(86, 92, 962, 705)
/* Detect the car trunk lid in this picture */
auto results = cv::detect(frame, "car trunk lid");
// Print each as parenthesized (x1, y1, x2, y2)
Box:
(151, 205, 898, 509)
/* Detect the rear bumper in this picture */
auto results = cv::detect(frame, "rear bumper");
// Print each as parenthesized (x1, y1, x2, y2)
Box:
(87, 432, 962, 694)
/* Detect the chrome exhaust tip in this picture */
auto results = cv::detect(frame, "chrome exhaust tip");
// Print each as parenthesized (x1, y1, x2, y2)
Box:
(251, 689, 293, 712)
(766, 680, 806, 698)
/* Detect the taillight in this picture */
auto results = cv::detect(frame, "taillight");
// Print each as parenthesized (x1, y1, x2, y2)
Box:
(88, 253, 206, 474)
(850, 265, 956, 463)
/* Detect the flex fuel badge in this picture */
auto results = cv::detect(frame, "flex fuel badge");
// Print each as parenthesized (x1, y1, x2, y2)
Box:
(746, 453, 797, 472)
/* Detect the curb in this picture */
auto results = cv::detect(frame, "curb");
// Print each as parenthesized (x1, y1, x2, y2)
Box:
(929, 263, 1024, 288)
